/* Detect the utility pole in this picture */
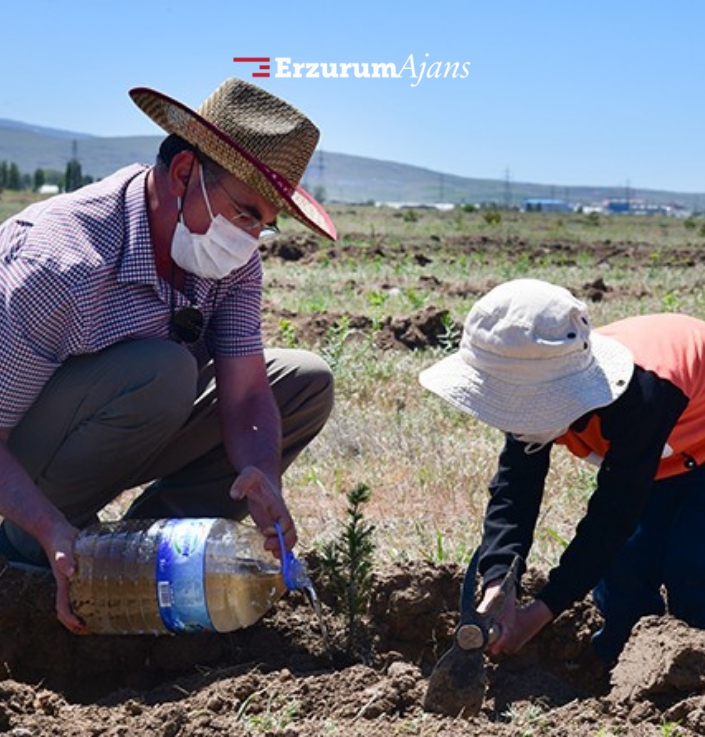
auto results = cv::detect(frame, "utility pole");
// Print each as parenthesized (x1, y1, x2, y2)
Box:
(315, 150, 327, 203)
(65, 139, 83, 192)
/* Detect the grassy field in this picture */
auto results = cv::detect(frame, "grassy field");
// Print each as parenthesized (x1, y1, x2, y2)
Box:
(3, 191, 705, 573)
(261, 204, 705, 570)
(0, 189, 47, 222)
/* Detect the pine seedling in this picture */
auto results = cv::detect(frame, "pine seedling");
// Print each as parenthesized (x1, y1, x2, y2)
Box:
(319, 483, 376, 655)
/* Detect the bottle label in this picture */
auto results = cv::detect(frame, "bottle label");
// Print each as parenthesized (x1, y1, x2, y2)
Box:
(156, 518, 216, 633)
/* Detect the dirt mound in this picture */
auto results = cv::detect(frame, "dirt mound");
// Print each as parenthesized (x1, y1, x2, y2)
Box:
(262, 306, 460, 351)
(0, 560, 703, 735)
(609, 616, 705, 732)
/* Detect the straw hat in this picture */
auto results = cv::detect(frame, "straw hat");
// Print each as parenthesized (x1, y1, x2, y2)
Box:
(419, 279, 634, 436)
(130, 78, 336, 240)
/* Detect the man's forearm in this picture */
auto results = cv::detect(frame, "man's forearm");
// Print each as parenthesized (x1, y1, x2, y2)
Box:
(220, 387, 283, 485)
(0, 434, 71, 549)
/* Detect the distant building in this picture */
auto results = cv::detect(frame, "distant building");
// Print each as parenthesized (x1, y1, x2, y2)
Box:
(523, 198, 573, 213)
(604, 199, 631, 214)
(375, 201, 456, 211)
(630, 203, 672, 216)
(603, 199, 685, 217)
(38, 184, 60, 195)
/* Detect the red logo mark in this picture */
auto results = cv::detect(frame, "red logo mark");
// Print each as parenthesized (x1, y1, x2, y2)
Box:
(233, 57, 271, 78)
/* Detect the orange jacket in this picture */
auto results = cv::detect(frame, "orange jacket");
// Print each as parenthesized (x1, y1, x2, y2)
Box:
(558, 314, 705, 479)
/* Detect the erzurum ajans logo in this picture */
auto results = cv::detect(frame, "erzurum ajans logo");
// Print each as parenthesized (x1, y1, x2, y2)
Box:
(233, 54, 471, 87)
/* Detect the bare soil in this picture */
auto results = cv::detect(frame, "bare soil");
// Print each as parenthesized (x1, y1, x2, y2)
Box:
(0, 558, 703, 736)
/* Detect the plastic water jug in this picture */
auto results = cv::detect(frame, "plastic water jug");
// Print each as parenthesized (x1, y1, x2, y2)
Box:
(68, 517, 307, 635)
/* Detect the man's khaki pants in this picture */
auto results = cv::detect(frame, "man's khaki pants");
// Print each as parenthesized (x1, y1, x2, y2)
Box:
(5, 340, 334, 564)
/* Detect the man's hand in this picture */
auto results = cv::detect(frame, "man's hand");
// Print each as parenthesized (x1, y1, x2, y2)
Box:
(230, 466, 297, 555)
(0, 433, 88, 632)
(478, 579, 553, 655)
(41, 522, 88, 634)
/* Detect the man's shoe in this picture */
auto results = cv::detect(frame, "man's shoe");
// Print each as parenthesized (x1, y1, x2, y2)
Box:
(0, 522, 50, 572)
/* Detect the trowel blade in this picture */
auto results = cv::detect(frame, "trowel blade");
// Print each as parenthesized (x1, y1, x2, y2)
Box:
(423, 643, 487, 717)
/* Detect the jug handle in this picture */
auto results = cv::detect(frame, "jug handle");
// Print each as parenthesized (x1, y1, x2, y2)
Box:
(274, 522, 307, 590)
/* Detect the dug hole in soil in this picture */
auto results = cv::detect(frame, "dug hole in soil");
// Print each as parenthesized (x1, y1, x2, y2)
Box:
(1, 560, 705, 736)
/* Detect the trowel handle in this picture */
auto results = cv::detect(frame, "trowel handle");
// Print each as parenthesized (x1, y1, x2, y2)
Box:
(488, 621, 503, 644)
(456, 620, 503, 651)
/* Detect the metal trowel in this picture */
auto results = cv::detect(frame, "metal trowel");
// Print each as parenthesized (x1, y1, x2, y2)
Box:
(423, 549, 520, 717)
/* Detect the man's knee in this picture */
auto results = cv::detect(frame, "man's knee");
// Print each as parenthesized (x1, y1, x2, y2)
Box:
(73, 339, 200, 435)
(267, 348, 334, 421)
(128, 340, 199, 427)
(303, 351, 335, 420)
(11, 339, 199, 455)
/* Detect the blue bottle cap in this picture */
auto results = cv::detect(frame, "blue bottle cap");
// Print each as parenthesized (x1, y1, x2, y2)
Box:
(274, 522, 311, 591)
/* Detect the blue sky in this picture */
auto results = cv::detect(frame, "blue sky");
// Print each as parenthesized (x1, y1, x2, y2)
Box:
(1, 0, 703, 193)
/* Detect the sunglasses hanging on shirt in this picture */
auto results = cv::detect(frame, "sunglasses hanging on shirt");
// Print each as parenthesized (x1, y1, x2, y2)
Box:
(169, 258, 204, 344)
(170, 305, 204, 344)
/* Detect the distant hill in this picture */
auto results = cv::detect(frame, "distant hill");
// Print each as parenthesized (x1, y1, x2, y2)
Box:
(0, 119, 95, 140)
(0, 123, 160, 179)
(0, 119, 701, 209)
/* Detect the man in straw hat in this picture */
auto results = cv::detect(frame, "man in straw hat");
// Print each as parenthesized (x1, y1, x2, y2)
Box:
(420, 278, 705, 664)
(0, 78, 336, 632)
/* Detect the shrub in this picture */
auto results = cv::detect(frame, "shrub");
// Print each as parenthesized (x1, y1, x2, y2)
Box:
(318, 483, 376, 655)
(482, 210, 502, 225)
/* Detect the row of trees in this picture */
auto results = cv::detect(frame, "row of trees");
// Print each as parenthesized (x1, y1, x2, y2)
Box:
(0, 159, 93, 194)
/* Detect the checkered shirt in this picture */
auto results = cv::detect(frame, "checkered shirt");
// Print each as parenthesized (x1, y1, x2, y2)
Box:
(0, 164, 263, 429)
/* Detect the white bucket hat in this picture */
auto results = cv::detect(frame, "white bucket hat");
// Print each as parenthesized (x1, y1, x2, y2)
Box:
(419, 279, 634, 436)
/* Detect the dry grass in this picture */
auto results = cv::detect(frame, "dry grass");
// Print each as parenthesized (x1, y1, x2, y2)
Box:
(284, 345, 593, 569)
(271, 205, 705, 567)
(3, 196, 705, 570)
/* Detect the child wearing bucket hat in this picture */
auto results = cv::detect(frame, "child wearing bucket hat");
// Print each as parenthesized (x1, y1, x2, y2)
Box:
(420, 278, 705, 663)
(0, 79, 335, 633)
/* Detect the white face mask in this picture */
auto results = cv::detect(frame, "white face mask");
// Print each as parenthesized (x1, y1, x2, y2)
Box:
(170, 165, 260, 280)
